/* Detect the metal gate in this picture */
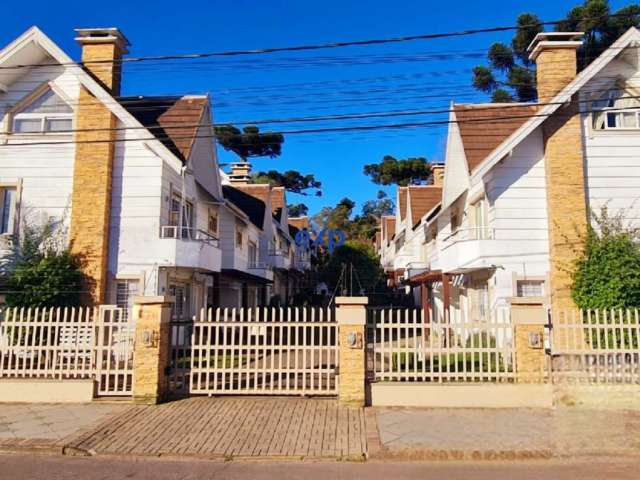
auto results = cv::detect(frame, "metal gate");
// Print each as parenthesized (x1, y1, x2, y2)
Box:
(187, 307, 338, 396)
(95, 306, 135, 396)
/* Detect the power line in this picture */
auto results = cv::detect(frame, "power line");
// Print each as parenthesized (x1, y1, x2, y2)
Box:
(2, 87, 635, 141)
(2, 12, 638, 70)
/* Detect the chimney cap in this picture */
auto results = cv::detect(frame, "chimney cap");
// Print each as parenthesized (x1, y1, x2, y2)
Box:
(75, 28, 130, 54)
(527, 32, 584, 61)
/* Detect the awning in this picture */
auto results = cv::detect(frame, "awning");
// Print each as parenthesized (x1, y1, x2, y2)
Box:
(221, 269, 273, 284)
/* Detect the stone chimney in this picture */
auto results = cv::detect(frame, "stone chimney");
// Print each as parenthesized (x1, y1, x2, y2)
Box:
(431, 162, 445, 187)
(529, 32, 587, 313)
(528, 32, 583, 103)
(75, 28, 130, 95)
(228, 162, 252, 185)
(70, 28, 129, 304)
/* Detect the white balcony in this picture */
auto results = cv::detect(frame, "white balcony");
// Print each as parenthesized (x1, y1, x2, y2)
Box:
(158, 226, 221, 272)
(246, 262, 275, 281)
(268, 248, 291, 270)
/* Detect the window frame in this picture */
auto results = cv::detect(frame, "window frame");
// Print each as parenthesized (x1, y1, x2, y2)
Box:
(591, 88, 640, 132)
(9, 84, 74, 136)
(0, 182, 21, 236)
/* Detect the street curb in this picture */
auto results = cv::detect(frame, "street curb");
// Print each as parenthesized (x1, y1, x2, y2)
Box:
(369, 447, 554, 461)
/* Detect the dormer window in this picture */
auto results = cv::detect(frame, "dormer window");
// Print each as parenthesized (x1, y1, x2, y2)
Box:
(592, 88, 640, 130)
(11, 88, 73, 134)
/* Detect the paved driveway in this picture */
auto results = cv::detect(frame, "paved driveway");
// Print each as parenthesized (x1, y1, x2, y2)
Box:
(67, 397, 369, 460)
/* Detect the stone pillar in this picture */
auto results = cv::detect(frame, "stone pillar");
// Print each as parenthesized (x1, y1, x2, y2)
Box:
(336, 297, 368, 407)
(132, 296, 173, 404)
(511, 299, 548, 382)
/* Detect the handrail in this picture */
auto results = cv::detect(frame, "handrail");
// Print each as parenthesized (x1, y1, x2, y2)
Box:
(442, 226, 494, 245)
(160, 226, 219, 246)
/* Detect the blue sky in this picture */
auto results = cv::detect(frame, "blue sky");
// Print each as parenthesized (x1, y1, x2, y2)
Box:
(2, 0, 631, 216)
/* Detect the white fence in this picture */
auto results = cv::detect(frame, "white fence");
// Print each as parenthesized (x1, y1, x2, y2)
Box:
(368, 308, 517, 383)
(0, 306, 135, 396)
(190, 307, 338, 396)
(551, 309, 640, 384)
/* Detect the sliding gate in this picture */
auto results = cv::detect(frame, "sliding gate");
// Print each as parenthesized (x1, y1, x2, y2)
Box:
(174, 307, 338, 396)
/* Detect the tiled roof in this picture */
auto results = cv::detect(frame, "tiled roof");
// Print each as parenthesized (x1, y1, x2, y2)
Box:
(222, 185, 266, 229)
(398, 187, 408, 221)
(454, 103, 539, 173)
(120, 95, 208, 162)
(408, 186, 442, 227)
(289, 217, 310, 230)
(271, 187, 286, 215)
(383, 216, 395, 241)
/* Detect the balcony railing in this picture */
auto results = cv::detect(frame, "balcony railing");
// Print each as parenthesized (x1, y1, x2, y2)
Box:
(268, 247, 290, 257)
(160, 226, 219, 247)
(442, 226, 494, 247)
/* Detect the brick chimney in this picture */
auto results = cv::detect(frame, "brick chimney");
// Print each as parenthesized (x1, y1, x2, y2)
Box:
(431, 162, 445, 187)
(529, 32, 587, 313)
(70, 28, 129, 304)
(228, 162, 252, 185)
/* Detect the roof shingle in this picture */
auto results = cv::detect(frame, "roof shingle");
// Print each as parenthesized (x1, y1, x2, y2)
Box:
(454, 103, 539, 173)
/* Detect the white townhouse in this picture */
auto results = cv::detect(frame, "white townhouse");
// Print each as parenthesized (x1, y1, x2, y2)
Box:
(380, 28, 640, 322)
(0, 26, 308, 317)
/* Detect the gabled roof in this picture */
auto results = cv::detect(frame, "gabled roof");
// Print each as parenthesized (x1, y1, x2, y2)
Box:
(407, 185, 442, 226)
(270, 187, 285, 215)
(0, 27, 186, 172)
(471, 26, 640, 181)
(289, 217, 310, 230)
(120, 96, 207, 162)
(398, 187, 408, 221)
(222, 185, 266, 229)
(454, 104, 539, 173)
(383, 216, 395, 241)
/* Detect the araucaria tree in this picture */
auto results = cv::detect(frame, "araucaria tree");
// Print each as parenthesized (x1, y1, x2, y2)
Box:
(363, 156, 432, 186)
(214, 124, 284, 161)
(472, 1, 640, 102)
(252, 170, 322, 196)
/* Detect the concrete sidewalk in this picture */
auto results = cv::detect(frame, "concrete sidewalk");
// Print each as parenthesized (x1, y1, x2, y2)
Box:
(373, 407, 640, 460)
(0, 403, 128, 454)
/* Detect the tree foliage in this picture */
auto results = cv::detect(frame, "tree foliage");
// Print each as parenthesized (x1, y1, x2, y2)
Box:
(3, 220, 85, 307)
(363, 155, 432, 186)
(214, 124, 284, 161)
(252, 170, 322, 196)
(572, 207, 640, 309)
(287, 203, 309, 217)
(317, 242, 387, 296)
(472, 1, 640, 102)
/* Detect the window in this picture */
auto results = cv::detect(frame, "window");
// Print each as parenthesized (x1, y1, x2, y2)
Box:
(235, 225, 244, 248)
(169, 193, 193, 238)
(12, 88, 73, 134)
(0, 187, 17, 235)
(248, 241, 258, 268)
(517, 280, 544, 297)
(472, 198, 489, 239)
(169, 283, 191, 321)
(592, 89, 640, 130)
(450, 211, 461, 233)
(208, 210, 218, 236)
(115, 279, 139, 320)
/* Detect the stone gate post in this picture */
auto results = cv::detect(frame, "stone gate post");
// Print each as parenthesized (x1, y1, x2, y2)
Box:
(132, 296, 173, 404)
(335, 297, 368, 407)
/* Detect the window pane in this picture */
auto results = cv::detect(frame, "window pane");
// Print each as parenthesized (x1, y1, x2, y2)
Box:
(45, 118, 72, 132)
(0, 188, 16, 234)
(116, 280, 139, 320)
(19, 89, 72, 114)
(606, 112, 618, 128)
(13, 118, 41, 133)
(517, 280, 543, 297)
(622, 112, 637, 128)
